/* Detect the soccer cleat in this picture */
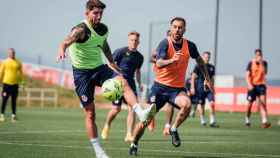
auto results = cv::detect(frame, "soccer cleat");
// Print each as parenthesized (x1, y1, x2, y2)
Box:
(138, 103, 157, 123)
(129, 143, 138, 156)
(245, 122, 251, 127)
(210, 122, 220, 128)
(163, 127, 170, 136)
(124, 133, 134, 142)
(11, 114, 17, 123)
(261, 122, 271, 129)
(96, 152, 110, 158)
(169, 129, 181, 147)
(201, 122, 207, 126)
(147, 118, 156, 132)
(101, 125, 110, 140)
(0, 114, 5, 122)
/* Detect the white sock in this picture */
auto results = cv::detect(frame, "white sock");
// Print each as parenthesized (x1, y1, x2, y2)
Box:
(210, 114, 216, 124)
(170, 125, 177, 132)
(132, 104, 143, 115)
(245, 116, 250, 124)
(165, 123, 171, 129)
(200, 115, 206, 124)
(90, 138, 105, 155)
(262, 117, 268, 124)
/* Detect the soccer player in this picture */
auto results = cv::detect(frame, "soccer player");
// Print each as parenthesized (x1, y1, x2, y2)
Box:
(0, 48, 23, 123)
(56, 1, 155, 157)
(191, 51, 218, 127)
(129, 17, 213, 156)
(245, 49, 271, 128)
(101, 31, 144, 142)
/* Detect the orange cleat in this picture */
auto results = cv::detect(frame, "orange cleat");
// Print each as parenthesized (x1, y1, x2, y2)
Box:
(261, 122, 271, 129)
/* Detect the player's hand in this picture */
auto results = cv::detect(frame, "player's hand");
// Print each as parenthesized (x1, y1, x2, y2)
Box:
(56, 50, 67, 63)
(108, 63, 122, 76)
(190, 87, 195, 95)
(248, 84, 254, 90)
(171, 52, 181, 63)
(205, 80, 214, 93)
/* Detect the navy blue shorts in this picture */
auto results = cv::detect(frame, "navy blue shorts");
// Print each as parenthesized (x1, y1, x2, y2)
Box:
(247, 84, 266, 102)
(191, 89, 215, 105)
(73, 64, 116, 107)
(112, 79, 137, 106)
(147, 82, 186, 111)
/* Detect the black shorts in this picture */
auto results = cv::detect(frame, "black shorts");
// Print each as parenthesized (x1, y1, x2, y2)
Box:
(247, 84, 266, 102)
(2, 84, 19, 98)
(147, 82, 186, 111)
(73, 64, 116, 107)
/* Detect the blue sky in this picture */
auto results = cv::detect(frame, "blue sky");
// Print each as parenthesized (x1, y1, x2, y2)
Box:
(0, 0, 279, 80)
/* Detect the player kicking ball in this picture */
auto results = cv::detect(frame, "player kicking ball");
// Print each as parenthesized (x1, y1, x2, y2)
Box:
(56, 1, 155, 157)
(128, 17, 213, 156)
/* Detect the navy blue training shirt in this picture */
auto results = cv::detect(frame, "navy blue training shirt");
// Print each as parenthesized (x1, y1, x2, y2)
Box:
(113, 47, 144, 81)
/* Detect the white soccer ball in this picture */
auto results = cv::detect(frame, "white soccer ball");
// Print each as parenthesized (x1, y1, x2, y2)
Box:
(101, 78, 123, 101)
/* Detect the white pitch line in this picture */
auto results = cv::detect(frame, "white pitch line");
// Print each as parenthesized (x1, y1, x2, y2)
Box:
(0, 130, 84, 134)
(0, 141, 279, 158)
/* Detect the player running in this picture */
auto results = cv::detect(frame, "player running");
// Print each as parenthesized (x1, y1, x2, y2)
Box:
(56, 1, 155, 157)
(245, 49, 271, 128)
(101, 31, 144, 142)
(128, 17, 213, 156)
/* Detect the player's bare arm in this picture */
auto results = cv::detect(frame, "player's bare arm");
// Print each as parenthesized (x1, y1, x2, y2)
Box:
(246, 70, 253, 90)
(56, 27, 85, 62)
(156, 53, 180, 68)
(195, 56, 213, 91)
(190, 72, 197, 95)
(136, 68, 143, 91)
(102, 40, 122, 74)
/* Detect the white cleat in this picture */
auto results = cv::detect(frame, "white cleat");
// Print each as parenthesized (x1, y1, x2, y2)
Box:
(96, 152, 110, 158)
(138, 103, 157, 122)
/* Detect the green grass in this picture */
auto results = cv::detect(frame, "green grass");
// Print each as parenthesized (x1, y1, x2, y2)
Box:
(0, 107, 280, 158)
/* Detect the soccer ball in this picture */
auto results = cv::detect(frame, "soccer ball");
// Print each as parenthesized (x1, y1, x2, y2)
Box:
(101, 78, 123, 101)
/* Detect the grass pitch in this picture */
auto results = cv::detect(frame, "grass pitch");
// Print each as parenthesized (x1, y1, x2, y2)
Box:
(0, 107, 279, 158)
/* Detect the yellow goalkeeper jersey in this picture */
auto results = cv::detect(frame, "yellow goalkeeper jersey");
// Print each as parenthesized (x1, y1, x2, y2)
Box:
(0, 58, 23, 85)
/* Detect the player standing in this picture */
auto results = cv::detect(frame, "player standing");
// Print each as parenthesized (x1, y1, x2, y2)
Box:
(0, 48, 23, 123)
(245, 49, 271, 128)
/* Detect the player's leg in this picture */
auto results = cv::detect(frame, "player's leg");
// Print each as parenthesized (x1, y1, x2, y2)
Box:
(162, 104, 174, 136)
(83, 104, 108, 157)
(0, 84, 10, 122)
(114, 75, 156, 122)
(258, 85, 271, 128)
(129, 85, 164, 156)
(245, 89, 256, 126)
(73, 68, 109, 158)
(170, 91, 191, 147)
(101, 100, 122, 140)
(10, 85, 19, 122)
(197, 104, 206, 126)
(125, 105, 135, 142)
(208, 91, 219, 127)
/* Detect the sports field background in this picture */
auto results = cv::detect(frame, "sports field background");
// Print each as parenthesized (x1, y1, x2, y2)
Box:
(0, 107, 279, 158)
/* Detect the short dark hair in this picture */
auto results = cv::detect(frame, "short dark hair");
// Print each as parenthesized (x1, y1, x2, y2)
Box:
(128, 31, 140, 38)
(86, 0, 106, 10)
(170, 17, 186, 26)
(203, 51, 211, 56)
(255, 48, 262, 55)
